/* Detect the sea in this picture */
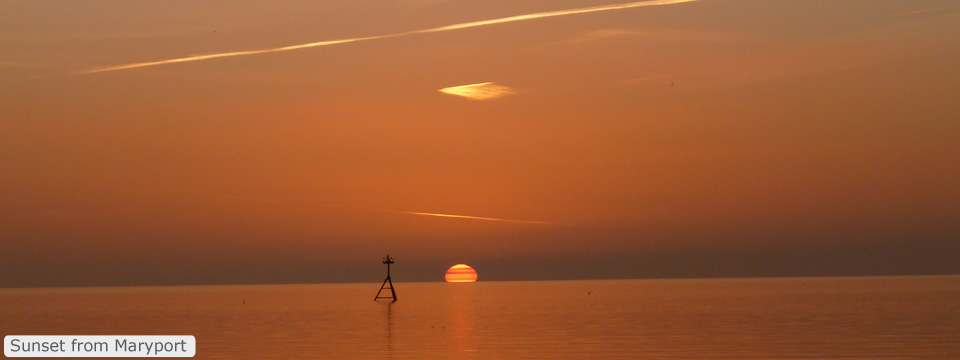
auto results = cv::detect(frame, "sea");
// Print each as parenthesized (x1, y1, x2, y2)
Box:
(2, 276, 958, 359)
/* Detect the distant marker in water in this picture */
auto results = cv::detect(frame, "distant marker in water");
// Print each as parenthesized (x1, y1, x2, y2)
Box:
(374, 255, 398, 302)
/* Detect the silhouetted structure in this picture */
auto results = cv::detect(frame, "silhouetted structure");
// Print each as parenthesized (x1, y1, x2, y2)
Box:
(374, 255, 397, 302)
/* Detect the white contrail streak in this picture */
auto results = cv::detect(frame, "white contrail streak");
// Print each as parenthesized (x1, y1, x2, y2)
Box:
(78, 38, 384, 74)
(414, 0, 696, 33)
(399, 211, 554, 225)
(318, 203, 556, 225)
(76, 0, 697, 75)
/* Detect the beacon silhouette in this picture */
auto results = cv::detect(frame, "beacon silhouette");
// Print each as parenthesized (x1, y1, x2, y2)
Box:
(374, 255, 397, 302)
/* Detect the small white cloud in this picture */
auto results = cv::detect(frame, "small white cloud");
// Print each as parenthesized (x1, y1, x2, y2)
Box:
(438, 82, 517, 100)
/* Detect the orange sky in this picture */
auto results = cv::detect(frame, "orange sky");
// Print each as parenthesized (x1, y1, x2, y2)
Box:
(2, 0, 959, 287)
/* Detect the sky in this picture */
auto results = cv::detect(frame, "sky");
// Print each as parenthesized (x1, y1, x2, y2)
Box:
(2, 0, 959, 287)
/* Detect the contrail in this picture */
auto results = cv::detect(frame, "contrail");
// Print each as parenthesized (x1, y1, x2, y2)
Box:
(399, 211, 554, 225)
(204, 197, 554, 224)
(76, 0, 697, 75)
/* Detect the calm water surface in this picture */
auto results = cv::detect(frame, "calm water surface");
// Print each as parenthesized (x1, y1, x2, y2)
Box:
(2, 276, 958, 359)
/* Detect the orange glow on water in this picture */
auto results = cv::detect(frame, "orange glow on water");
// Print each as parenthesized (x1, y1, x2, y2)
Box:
(445, 264, 478, 283)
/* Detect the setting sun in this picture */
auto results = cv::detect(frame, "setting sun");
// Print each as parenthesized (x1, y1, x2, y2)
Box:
(445, 264, 478, 283)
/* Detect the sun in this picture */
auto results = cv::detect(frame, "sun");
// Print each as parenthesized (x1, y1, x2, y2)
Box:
(445, 264, 478, 283)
